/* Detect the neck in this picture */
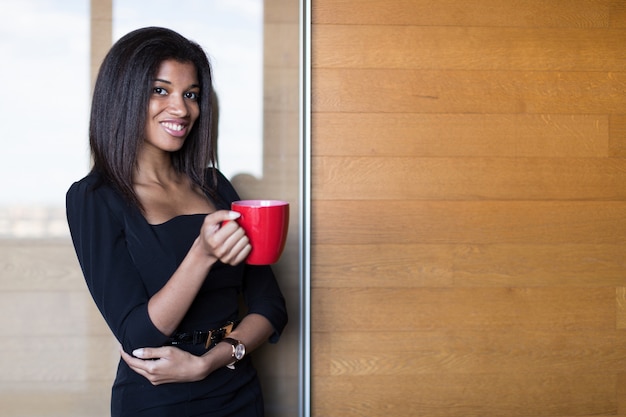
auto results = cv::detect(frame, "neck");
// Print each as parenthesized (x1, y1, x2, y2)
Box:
(134, 147, 178, 186)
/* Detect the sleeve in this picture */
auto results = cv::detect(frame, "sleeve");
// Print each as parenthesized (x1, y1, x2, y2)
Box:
(242, 264, 288, 343)
(210, 169, 288, 342)
(66, 178, 169, 352)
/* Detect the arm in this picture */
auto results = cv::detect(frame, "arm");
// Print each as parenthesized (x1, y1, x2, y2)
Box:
(147, 212, 250, 336)
(66, 176, 251, 351)
(122, 265, 288, 385)
(67, 178, 167, 352)
(121, 313, 274, 385)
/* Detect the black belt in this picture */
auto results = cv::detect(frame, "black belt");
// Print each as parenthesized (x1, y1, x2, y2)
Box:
(168, 321, 237, 349)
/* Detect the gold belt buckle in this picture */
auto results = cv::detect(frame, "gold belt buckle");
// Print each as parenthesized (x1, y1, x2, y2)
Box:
(204, 330, 214, 349)
(223, 321, 234, 337)
(204, 321, 235, 349)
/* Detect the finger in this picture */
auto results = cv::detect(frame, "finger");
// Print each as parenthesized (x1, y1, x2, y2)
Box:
(203, 210, 241, 229)
(120, 348, 150, 373)
(200, 212, 242, 252)
(120, 347, 169, 385)
(132, 347, 163, 360)
(222, 238, 252, 265)
(230, 243, 252, 265)
(217, 226, 249, 262)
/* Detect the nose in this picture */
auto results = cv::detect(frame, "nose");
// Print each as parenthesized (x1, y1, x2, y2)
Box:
(167, 94, 189, 117)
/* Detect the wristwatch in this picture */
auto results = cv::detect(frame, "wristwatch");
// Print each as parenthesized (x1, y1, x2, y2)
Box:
(222, 337, 245, 369)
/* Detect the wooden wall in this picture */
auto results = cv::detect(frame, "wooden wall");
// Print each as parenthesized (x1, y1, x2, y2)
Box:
(311, 1, 626, 416)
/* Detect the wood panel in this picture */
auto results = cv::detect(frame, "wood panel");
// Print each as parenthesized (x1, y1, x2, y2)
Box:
(612, 1, 626, 28)
(312, 374, 617, 417)
(611, 114, 626, 157)
(313, 69, 626, 114)
(313, 244, 626, 288)
(0, 240, 83, 290)
(0, 336, 118, 382)
(0, 382, 112, 417)
(313, 200, 626, 245)
(313, 113, 609, 158)
(312, 287, 615, 332)
(312, 0, 614, 27)
(313, 26, 626, 71)
(617, 287, 626, 329)
(313, 157, 626, 200)
(0, 240, 119, 417)
(313, 330, 626, 376)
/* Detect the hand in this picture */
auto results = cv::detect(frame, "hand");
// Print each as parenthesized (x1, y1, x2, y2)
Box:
(198, 210, 251, 265)
(120, 346, 208, 385)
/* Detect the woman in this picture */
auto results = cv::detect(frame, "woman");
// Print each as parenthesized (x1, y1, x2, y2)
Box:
(66, 27, 288, 417)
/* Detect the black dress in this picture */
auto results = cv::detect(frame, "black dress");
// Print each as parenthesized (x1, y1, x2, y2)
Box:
(66, 169, 288, 417)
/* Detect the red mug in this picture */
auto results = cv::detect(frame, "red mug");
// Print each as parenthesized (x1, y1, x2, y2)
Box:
(231, 200, 289, 265)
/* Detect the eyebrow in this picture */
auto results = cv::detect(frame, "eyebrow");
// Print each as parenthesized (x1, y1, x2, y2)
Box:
(153, 78, 200, 89)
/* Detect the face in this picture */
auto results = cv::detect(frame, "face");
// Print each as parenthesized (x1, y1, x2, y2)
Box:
(143, 59, 201, 154)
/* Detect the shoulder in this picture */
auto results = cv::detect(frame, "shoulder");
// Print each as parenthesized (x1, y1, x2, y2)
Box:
(67, 171, 103, 201)
(66, 170, 128, 222)
(67, 171, 111, 204)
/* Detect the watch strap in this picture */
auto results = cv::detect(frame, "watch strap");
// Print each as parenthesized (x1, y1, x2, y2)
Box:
(222, 337, 245, 369)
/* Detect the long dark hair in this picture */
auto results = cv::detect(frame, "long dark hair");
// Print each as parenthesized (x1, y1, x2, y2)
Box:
(89, 26, 217, 210)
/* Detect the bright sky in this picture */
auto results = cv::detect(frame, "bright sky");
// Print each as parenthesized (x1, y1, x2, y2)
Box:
(0, 0, 262, 206)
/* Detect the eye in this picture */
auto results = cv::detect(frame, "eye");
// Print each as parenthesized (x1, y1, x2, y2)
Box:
(185, 91, 199, 101)
(153, 87, 167, 95)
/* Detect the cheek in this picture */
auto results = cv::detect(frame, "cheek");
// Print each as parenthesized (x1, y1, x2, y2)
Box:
(147, 100, 161, 119)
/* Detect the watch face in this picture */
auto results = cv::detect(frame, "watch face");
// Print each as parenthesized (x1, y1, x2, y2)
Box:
(234, 343, 245, 360)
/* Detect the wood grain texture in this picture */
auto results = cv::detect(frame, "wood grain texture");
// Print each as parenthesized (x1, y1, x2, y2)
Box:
(313, 113, 609, 158)
(313, 200, 626, 245)
(610, 114, 626, 157)
(313, 69, 626, 114)
(0, 381, 112, 417)
(264, 23, 300, 68)
(617, 287, 626, 329)
(312, 287, 614, 332)
(312, 0, 613, 27)
(611, 0, 626, 28)
(311, 1, 626, 416)
(0, 291, 111, 336)
(313, 244, 626, 288)
(264, 67, 300, 112)
(313, 330, 626, 375)
(0, 240, 82, 291)
(312, 374, 616, 417)
(313, 156, 626, 200)
(618, 373, 626, 414)
(313, 26, 626, 71)
(0, 336, 118, 382)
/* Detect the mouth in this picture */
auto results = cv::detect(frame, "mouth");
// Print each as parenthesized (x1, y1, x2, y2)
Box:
(160, 121, 189, 137)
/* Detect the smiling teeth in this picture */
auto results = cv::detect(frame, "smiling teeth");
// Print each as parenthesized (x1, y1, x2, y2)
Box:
(162, 122, 184, 131)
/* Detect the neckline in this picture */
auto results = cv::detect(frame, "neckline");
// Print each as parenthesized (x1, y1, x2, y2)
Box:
(149, 213, 208, 227)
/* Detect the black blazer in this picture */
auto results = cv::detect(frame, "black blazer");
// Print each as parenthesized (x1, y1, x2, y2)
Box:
(66, 169, 288, 354)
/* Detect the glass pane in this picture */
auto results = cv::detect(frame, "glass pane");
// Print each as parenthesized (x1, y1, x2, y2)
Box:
(0, 2, 301, 416)
(0, 0, 90, 238)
